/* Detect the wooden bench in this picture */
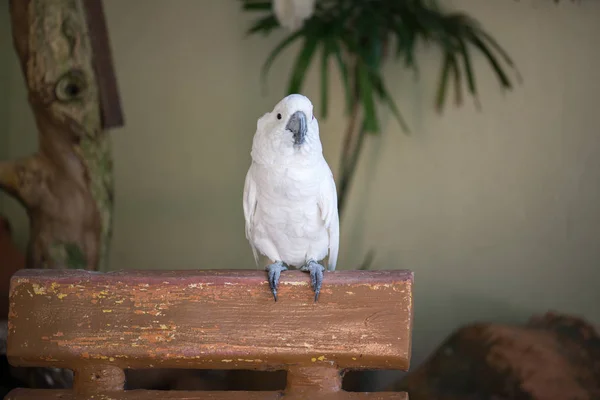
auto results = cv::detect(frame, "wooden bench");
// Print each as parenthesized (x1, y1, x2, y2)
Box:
(5, 269, 413, 399)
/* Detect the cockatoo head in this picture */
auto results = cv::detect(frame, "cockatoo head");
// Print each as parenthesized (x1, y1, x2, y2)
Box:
(251, 94, 322, 164)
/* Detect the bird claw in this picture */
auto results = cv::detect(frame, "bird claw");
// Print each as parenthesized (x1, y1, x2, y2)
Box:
(301, 261, 325, 302)
(266, 262, 287, 301)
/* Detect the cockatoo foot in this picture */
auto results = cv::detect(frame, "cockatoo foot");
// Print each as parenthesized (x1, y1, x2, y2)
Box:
(266, 261, 287, 301)
(301, 260, 325, 302)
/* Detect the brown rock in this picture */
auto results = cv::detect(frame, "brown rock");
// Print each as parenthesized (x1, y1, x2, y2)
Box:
(391, 312, 600, 400)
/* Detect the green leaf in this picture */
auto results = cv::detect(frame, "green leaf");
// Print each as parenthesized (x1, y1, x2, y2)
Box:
(363, 37, 383, 70)
(392, 11, 419, 70)
(393, 23, 416, 68)
(397, 6, 425, 40)
(475, 28, 516, 68)
(320, 38, 332, 118)
(357, 62, 379, 133)
(370, 71, 410, 133)
(435, 53, 452, 112)
(412, 6, 445, 42)
(467, 31, 512, 89)
(242, 1, 272, 11)
(457, 37, 476, 96)
(331, 40, 352, 114)
(394, 22, 409, 55)
(475, 27, 522, 83)
(247, 15, 279, 35)
(404, 33, 417, 70)
(260, 29, 304, 90)
(287, 34, 320, 94)
(417, 10, 460, 54)
(435, 53, 461, 110)
(450, 54, 462, 107)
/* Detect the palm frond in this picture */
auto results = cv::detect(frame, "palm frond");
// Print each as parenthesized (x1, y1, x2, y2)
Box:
(357, 60, 378, 134)
(244, 0, 519, 128)
(287, 33, 320, 94)
(260, 29, 305, 90)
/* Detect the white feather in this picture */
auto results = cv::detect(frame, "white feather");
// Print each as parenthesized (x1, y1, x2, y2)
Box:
(243, 94, 339, 270)
(242, 168, 259, 266)
(318, 171, 339, 271)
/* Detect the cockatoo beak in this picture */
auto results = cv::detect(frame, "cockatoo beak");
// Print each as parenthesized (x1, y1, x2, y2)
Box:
(286, 110, 308, 145)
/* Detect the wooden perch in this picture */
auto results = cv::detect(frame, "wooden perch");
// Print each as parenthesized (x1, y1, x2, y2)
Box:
(6, 269, 413, 399)
(1, 0, 123, 271)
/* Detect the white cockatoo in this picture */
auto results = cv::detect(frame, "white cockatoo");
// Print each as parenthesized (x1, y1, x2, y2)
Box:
(273, 0, 316, 31)
(243, 94, 339, 301)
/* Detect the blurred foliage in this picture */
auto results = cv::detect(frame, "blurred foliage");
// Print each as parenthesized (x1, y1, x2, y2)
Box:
(240, 0, 521, 135)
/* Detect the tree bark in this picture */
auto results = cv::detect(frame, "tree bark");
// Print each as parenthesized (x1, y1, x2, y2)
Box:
(0, 0, 114, 270)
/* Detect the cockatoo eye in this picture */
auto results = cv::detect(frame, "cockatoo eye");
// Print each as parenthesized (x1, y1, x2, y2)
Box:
(277, 113, 282, 120)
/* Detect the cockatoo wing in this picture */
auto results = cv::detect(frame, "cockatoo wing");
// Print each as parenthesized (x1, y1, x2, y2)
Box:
(243, 165, 260, 266)
(318, 170, 339, 271)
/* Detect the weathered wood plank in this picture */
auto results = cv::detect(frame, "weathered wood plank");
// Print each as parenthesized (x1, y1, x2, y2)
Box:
(5, 389, 408, 399)
(8, 270, 413, 371)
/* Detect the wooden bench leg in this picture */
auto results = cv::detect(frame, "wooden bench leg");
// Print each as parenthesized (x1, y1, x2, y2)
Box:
(73, 365, 125, 394)
(286, 366, 342, 393)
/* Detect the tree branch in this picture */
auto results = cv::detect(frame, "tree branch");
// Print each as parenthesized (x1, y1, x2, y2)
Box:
(0, 160, 24, 200)
(0, 154, 47, 207)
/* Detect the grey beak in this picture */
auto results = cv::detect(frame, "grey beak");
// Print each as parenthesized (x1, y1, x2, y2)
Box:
(286, 110, 308, 145)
